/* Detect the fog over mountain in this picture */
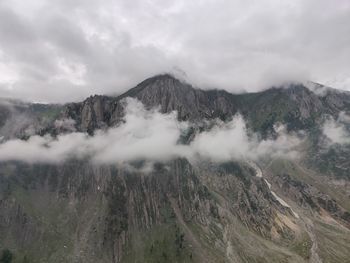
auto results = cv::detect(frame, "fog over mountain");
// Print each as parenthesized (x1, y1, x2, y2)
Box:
(322, 112, 350, 145)
(0, 0, 350, 102)
(0, 98, 303, 165)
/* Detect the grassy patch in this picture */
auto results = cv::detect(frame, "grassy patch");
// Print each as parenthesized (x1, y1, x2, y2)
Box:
(290, 233, 312, 260)
(122, 223, 194, 263)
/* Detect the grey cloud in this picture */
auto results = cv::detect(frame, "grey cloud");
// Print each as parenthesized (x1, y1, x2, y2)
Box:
(0, 5, 36, 44)
(0, 0, 350, 102)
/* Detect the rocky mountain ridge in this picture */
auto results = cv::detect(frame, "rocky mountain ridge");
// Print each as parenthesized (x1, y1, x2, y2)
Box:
(1, 74, 350, 138)
(61, 74, 350, 135)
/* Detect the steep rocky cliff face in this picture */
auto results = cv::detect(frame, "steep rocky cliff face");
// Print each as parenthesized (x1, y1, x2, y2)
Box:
(1, 74, 350, 262)
(0, 159, 305, 263)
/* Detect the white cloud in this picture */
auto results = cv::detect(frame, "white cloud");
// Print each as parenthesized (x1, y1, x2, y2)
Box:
(191, 117, 302, 161)
(0, 98, 302, 165)
(322, 112, 350, 145)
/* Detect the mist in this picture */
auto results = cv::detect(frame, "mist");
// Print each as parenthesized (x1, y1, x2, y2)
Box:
(322, 112, 350, 145)
(0, 98, 303, 165)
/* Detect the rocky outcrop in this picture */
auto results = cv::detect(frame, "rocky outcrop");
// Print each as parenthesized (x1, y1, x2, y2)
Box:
(62, 95, 118, 133)
(270, 173, 350, 227)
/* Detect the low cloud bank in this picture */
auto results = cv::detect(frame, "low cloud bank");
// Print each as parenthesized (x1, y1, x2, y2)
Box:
(0, 98, 303, 165)
(0, 99, 36, 139)
(191, 117, 301, 161)
(322, 112, 350, 145)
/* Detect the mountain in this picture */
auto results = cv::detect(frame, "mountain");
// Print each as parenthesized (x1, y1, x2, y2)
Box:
(61, 75, 350, 135)
(0, 75, 350, 263)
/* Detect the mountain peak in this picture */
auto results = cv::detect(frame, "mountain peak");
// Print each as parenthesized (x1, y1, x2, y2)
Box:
(119, 73, 188, 99)
(149, 73, 180, 81)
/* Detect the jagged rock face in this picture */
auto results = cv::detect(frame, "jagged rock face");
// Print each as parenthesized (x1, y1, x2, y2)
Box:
(0, 159, 295, 262)
(307, 142, 350, 179)
(120, 74, 238, 121)
(236, 85, 337, 133)
(63, 96, 118, 133)
(323, 91, 350, 111)
(284, 85, 324, 119)
(310, 83, 350, 112)
(270, 173, 350, 227)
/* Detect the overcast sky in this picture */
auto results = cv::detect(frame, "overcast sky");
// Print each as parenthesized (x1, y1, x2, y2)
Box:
(0, 0, 349, 103)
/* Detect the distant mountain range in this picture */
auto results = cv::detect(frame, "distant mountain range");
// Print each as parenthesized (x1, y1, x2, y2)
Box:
(0, 74, 349, 263)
